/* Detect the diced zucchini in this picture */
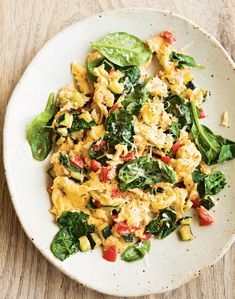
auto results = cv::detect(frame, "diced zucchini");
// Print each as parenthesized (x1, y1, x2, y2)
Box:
(200, 196, 215, 210)
(180, 217, 192, 225)
(97, 223, 111, 239)
(70, 171, 84, 182)
(179, 225, 193, 241)
(123, 234, 134, 243)
(79, 236, 91, 252)
(87, 233, 101, 249)
(60, 112, 73, 128)
(47, 167, 56, 179)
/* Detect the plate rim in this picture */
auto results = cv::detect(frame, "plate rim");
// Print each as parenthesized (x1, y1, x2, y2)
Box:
(3, 7, 235, 297)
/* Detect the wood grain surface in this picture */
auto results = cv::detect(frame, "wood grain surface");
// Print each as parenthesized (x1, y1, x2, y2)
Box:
(0, 1, 235, 298)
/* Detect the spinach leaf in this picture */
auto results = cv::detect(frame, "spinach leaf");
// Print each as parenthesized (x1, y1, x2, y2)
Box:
(170, 51, 204, 69)
(168, 122, 182, 140)
(50, 211, 95, 261)
(118, 156, 176, 190)
(191, 100, 235, 165)
(192, 169, 226, 197)
(58, 211, 95, 238)
(86, 57, 104, 82)
(165, 94, 194, 126)
(200, 197, 215, 210)
(70, 111, 95, 132)
(50, 227, 80, 261)
(145, 208, 179, 239)
(105, 108, 135, 152)
(92, 32, 152, 67)
(121, 82, 149, 115)
(121, 240, 151, 262)
(122, 66, 141, 92)
(59, 153, 79, 172)
(27, 93, 55, 161)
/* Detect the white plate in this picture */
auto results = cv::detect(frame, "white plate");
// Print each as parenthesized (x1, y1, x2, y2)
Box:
(3, 8, 235, 297)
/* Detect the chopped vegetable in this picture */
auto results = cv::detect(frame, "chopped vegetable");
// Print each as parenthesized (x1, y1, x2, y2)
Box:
(170, 51, 204, 69)
(121, 240, 151, 262)
(103, 245, 117, 262)
(197, 206, 214, 226)
(179, 225, 193, 241)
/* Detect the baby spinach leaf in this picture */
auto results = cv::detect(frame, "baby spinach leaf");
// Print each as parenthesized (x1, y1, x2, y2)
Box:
(165, 94, 194, 126)
(50, 227, 80, 261)
(200, 197, 215, 210)
(122, 66, 141, 92)
(92, 32, 152, 67)
(118, 156, 176, 190)
(86, 57, 104, 82)
(50, 211, 95, 261)
(105, 108, 135, 152)
(170, 51, 204, 69)
(192, 169, 226, 197)
(121, 82, 149, 115)
(121, 240, 151, 262)
(191, 100, 235, 165)
(145, 208, 179, 239)
(70, 111, 95, 132)
(27, 93, 55, 161)
(168, 122, 182, 140)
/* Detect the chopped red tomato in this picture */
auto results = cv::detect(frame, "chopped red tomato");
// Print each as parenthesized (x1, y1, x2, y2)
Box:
(47, 186, 53, 194)
(109, 104, 121, 114)
(171, 140, 183, 152)
(111, 189, 122, 198)
(70, 156, 84, 168)
(160, 31, 176, 45)
(94, 200, 103, 208)
(103, 245, 117, 262)
(100, 167, 110, 182)
(90, 160, 101, 172)
(108, 67, 115, 76)
(199, 108, 206, 119)
(190, 197, 200, 208)
(140, 233, 153, 241)
(197, 206, 214, 226)
(160, 156, 171, 164)
(93, 140, 106, 152)
(120, 151, 135, 161)
(116, 221, 130, 235)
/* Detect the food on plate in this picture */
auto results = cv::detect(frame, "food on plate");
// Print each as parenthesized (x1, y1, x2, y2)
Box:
(27, 31, 235, 262)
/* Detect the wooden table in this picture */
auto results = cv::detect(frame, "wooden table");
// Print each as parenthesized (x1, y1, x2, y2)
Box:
(1, 1, 234, 298)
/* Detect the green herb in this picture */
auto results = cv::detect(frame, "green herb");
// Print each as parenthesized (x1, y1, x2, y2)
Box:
(105, 108, 135, 152)
(122, 66, 141, 92)
(121, 240, 151, 262)
(122, 82, 149, 115)
(50, 211, 95, 261)
(192, 169, 226, 197)
(118, 156, 176, 190)
(191, 100, 235, 165)
(86, 57, 104, 82)
(70, 111, 95, 132)
(170, 51, 204, 69)
(168, 122, 181, 140)
(27, 93, 55, 160)
(92, 32, 152, 67)
(145, 208, 179, 239)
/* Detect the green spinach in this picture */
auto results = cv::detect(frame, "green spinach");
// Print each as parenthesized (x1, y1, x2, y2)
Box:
(105, 108, 135, 152)
(121, 82, 149, 115)
(145, 208, 179, 239)
(191, 100, 235, 165)
(51, 211, 95, 261)
(122, 66, 141, 92)
(168, 122, 181, 140)
(118, 156, 176, 190)
(170, 51, 204, 69)
(70, 111, 95, 132)
(27, 93, 55, 161)
(86, 57, 104, 82)
(92, 32, 152, 67)
(192, 169, 226, 197)
(121, 240, 151, 262)
(59, 153, 79, 172)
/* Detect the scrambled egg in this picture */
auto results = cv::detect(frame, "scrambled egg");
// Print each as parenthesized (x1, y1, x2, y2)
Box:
(48, 31, 208, 253)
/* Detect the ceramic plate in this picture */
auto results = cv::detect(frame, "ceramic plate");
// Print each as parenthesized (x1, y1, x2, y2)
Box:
(3, 8, 235, 296)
